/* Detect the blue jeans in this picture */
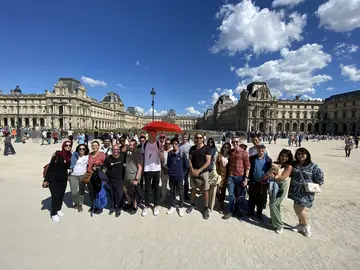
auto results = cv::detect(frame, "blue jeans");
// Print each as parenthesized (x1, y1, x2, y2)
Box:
(227, 176, 245, 213)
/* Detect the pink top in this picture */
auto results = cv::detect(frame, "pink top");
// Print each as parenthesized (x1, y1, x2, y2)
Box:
(87, 151, 106, 173)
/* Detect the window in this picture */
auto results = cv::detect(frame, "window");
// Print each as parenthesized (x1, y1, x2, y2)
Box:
(353, 101, 356, 106)
(334, 112, 337, 119)
(344, 103, 346, 107)
(352, 111, 356, 118)
(335, 104, 338, 108)
(342, 111, 346, 118)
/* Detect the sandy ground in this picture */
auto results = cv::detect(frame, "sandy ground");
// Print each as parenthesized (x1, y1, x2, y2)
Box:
(0, 138, 359, 270)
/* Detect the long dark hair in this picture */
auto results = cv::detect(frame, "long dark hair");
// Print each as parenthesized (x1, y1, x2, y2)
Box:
(294, 147, 312, 166)
(207, 138, 216, 149)
(277, 148, 294, 167)
(75, 144, 90, 155)
(220, 142, 231, 155)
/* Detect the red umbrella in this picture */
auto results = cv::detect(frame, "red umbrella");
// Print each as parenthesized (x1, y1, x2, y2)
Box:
(142, 121, 183, 133)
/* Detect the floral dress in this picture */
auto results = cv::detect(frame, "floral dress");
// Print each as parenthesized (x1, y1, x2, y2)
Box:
(288, 162, 324, 208)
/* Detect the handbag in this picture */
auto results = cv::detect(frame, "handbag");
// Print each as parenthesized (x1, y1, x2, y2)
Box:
(298, 166, 321, 193)
(81, 171, 93, 184)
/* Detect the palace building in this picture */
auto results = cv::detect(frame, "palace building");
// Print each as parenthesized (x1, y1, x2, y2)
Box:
(197, 82, 360, 135)
(0, 78, 198, 131)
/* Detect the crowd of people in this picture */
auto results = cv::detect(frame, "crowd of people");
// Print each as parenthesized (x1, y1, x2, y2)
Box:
(41, 130, 325, 238)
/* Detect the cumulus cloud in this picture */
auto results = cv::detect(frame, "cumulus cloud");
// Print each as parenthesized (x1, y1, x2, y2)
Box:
(185, 107, 202, 116)
(136, 61, 140, 66)
(211, 0, 307, 55)
(134, 106, 144, 115)
(340, 64, 360, 81)
(197, 100, 206, 105)
(272, 0, 305, 7)
(302, 94, 323, 101)
(81, 76, 107, 87)
(116, 83, 125, 88)
(144, 108, 168, 116)
(212, 88, 238, 105)
(317, 0, 360, 32)
(234, 43, 332, 96)
(333, 42, 359, 59)
(326, 87, 334, 91)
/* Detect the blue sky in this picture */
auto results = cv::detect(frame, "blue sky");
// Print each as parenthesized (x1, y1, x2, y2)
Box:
(0, 0, 359, 116)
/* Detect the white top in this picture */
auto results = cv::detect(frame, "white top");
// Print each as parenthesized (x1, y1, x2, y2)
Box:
(142, 141, 161, 172)
(248, 145, 271, 158)
(72, 155, 89, 176)
(68, 130, 73, 136)
(100, 146, 112, 155)
(221, 156, 228, 167)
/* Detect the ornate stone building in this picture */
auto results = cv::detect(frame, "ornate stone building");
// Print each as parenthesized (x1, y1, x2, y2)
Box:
(319, 90, 360, 135)
(0, 78, 198, 131)
(198, 82, 323, 134)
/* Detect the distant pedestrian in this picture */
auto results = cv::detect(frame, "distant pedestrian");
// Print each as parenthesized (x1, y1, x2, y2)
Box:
(3, 131, 16, 156)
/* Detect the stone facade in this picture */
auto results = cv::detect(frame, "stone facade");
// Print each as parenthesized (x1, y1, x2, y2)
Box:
(319, 91, 360, 135)
(0, 78, 198, 131)
(198, 82, 324, 134)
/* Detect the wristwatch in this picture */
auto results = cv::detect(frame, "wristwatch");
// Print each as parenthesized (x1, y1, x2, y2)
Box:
(244, 176, 249, 180)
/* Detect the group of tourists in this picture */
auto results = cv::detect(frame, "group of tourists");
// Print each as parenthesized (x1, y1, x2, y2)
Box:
(41, 129, 325, 238)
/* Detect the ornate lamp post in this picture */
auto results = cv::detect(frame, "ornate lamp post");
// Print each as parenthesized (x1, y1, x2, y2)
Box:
(150, 88, 156, 122)
(13, 86, 22, 143)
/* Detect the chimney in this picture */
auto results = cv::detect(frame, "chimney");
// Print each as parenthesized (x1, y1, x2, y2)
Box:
(295, 95, 300, 101)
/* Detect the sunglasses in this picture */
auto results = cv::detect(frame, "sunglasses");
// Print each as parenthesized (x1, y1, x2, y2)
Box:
(65, 144, 71, 147)
(79, 148, 86, 151)
(231, 141, 239, 144)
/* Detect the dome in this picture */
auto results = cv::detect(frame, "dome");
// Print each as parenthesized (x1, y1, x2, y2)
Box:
(102, 92, 123, 104)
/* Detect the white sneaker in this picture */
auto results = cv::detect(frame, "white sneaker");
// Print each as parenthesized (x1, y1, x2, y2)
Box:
(51, 215, 60, 222)
(142, 207, 148, 217)
(303, 225, 312, 237)
(166, 207, 175, 215)
(153, 206, 159, 216)
(178, 208, 185, 217)
(292, 224, 304, 233)
(275, 228, 284, 234)
(57, 211, 64, 217)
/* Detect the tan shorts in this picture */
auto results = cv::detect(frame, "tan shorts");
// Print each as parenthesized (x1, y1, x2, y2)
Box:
(190, 171, 210, 191)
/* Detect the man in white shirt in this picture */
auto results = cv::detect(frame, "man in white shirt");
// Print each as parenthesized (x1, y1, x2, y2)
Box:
(100, 138, 112, 156)
(141, 129, 164, 217)
(248, 135, 271, 158)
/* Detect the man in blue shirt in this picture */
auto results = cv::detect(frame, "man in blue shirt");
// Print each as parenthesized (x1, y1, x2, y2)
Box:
(248, 145, 272, 220)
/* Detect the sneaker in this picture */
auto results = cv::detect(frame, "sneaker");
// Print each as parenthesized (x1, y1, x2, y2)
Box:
(203, 208, 210, 220)
(153, 206, 159, 216)
(130, 207, 138, 215)
(292, 224, 305, 233)
(123, 204, 132, 211)
(115, 210, 121, 217)
(186, 204, 195, 214)
(57, 211, 64, 217)
(109, 209, 115, 215)
(166, 207, 175, 215)
(275, 228, 284, 234)
(303, 225, 312, 237)
(142, 207, 149, 217)
(77, 205, 83, 213)
(222, 212, 232, 220)
(178, 208, 185, 217)
(51, 215, 60, 222)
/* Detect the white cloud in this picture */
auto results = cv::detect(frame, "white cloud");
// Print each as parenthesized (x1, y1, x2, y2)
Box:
(340, 64, 360, 81)
(326, 87, 334, 91)
(234, 43, 332, 96)
(81, 76, 107, 87)
(212, 88, 238, 105)
(302, 94, 323, 101)
(272, 0, 305, 7)
(215, 87, 222, 92)
(317, 0, 360, 32)
(144, 108, 168, 116)
(197, 100, 206, 105)
(116, 83, 125, 88)
(333, 42, 359, 59)
(134, 106, 144, 115)
(136, 61, 140, 66)
(185, 107, 202, 116)
(211, 0, 307, 55)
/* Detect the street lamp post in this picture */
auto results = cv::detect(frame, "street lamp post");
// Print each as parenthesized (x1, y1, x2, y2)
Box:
(150, 88, 156, 122)
(13, 86, 22, 143)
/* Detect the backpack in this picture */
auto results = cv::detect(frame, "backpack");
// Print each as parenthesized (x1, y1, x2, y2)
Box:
(93, 182, 108, 211)
(43, 151, 60, 178)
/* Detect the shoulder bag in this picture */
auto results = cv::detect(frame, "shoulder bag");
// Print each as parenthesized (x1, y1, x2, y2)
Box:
(298, 166, 321, 193)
